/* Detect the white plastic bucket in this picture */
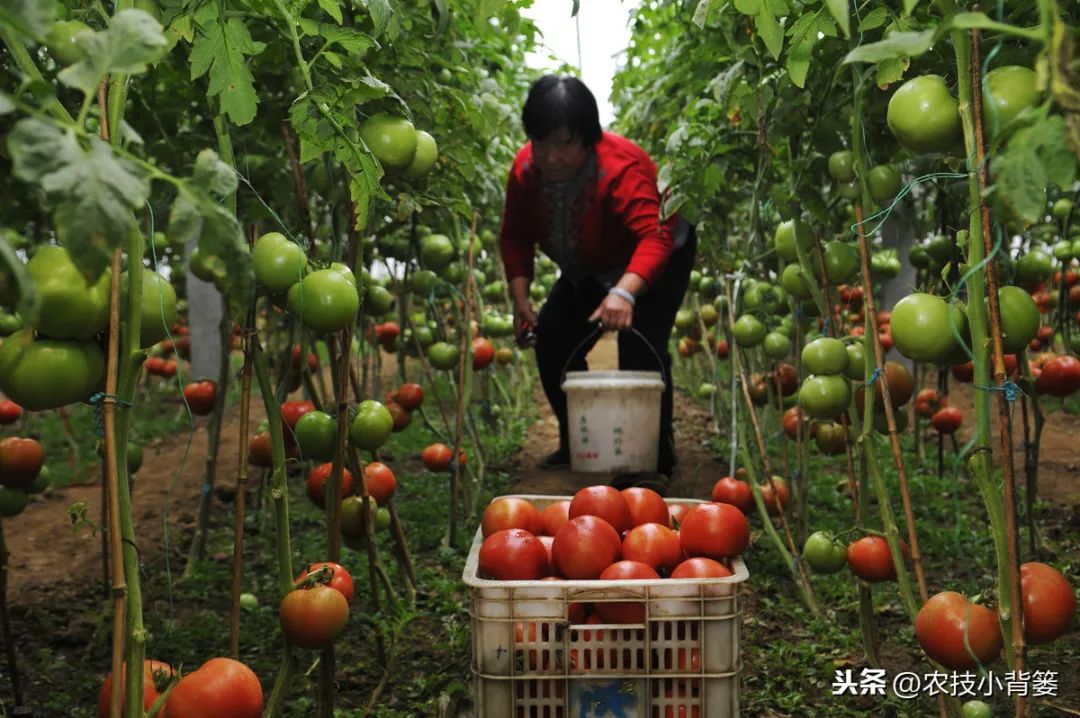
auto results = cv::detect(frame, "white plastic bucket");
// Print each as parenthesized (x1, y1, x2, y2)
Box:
(561, 370, 664, 473)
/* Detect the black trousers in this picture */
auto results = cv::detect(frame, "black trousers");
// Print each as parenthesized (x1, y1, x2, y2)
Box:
(534, 228, 697, 474)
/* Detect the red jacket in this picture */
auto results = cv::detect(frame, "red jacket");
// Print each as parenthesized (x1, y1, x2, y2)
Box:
(498, 131, 678, 288)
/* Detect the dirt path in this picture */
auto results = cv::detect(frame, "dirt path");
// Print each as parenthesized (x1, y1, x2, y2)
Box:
(508, 335, 725, 500)
(4, 400, 265, 602)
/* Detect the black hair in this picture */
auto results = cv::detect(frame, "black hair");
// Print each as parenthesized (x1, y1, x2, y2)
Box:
(521, 75, 603, 146)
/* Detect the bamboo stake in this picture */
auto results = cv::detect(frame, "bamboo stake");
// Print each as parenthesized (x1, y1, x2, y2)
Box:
(971, 28, 1026, 708)
(229, 304, 257, 659)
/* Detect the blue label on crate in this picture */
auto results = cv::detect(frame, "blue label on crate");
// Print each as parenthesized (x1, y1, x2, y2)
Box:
(570, 678, 640, 718)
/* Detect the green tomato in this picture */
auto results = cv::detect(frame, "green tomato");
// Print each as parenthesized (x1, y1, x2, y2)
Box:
(328, 262, 356, 286)
(802, 337, 849, 376)
(798, 375, 852, 420)
(441, 262, 466, 284)
(827, 150, 855, 182)
(252, 232, 307, 292)
(1051, 198, 1073, 222)
(802, 531, 848, 574)
(774, 220, 814, 263)
(890, 293, 966, 364)
(360, 113, 418, 171)
(0, 331, 105, 410)
(689, 270, 702, 292)
(46, 19, 92, 65)
(239, 593, 260, 611)
(983, 66, 1040, 136)
(1015, 250, 1054, 284)
(349, 400, 393, 451)
(867, 165, 902, 203)
(996, 286, 1040, 354)
(26, 465, 50, 494)
(402, 130, 438, 180)
(699, 276, 721, 300)
(0, 312, 22, 337)
(1053, 239, 1074, 261)
(886, 75, 962, 153)
(762, 331, 790, 360)
(835, 180, 859, 200)
(427, 341, 461, 370)
(28, 245, 110, 340)
(419, 234, 456, 271)
(695, 383, 717, 399)
(287, 269, 360, 333)
(126, 269, 178, 348)
(674, 309, 697, 334)
(366, 285, 395, 316)
(824, 241, 860, 285)
(189, 247, 227, 283)
(961, 700, 993, 718)
(908, 245, 930, 270)
(781, 264, 813, 300)
(926, 234, 955, 265)
(127, 442, 144, 474)
(294, 410, 337, 461)
(844, 342, 866, 381)
(732, 315, 766, 347)
(409, 270, 439, 296)
(0, 487, 30, 517)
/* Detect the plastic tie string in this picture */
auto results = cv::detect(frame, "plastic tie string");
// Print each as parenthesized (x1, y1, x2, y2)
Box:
(88, 392, 134, 437)
(976, 379, 1025, 403)
(863, 366, 882, 388)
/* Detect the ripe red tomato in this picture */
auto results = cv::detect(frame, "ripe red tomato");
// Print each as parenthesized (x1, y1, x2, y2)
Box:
(781, 406, 811, 440)
(183, 380, 216, 416)
(914, 388, 941, 418)
(569, 485, 633, 533)
(847, 536, 908, 582)
(164, 657, 263, 718)
(1020, 562, 1076, 644)
(539, 500, 571, 537)
(668, 503, 691, 526)
(280, 584, 350, 649)
(759, 477, 790, 516)
(295, 561, 355, 602)
(481, 497, 542, 537)
(0, 400, 20, 425)
(931, 406, 963, 434)
(951, 362, 975, 383)
(385, 401, 411, 432)
(715, 339, 729, 359)
(98, 660, 175, 718)
(0, 437, 44, 488)
(710, 477, 753, 513)
(551, 515, 622, 579)
(472, 337, 496, 370)
(622, 523, 683, 573)
(679, 503, 750, 559)
(375, 321, 400, 345)
(670, 557, 733, 579)
(160, 359, 178, 378)
(621, 487, 670, 527)
(915, 591, 1002, 669)
(144, 357, 166, 376)
(771, 362, 799, 397)
(478, 528, 548, 580)
(362, 462, 396, 506)
(421, 442, 465, 471)
(394, 383, 424, 410)
(878, 331, 893, 352)
(595, 561, 660, 623)
(306, 463, 354, 508)
(1035, 355, 1080, 397)
(291, 345, 319, 370)
(248, 431, 273, 468)
(280, 400, 315, 431)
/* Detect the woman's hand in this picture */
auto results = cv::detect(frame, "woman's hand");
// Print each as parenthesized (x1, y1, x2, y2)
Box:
(589, 292, 633, 331)
(513, 300, 538, 337)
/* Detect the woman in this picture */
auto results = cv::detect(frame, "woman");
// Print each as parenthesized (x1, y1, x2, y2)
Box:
(498, 75, 696, 490)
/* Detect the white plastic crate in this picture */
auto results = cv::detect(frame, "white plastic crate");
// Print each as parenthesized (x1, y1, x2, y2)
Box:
(463, 495, 747, 718)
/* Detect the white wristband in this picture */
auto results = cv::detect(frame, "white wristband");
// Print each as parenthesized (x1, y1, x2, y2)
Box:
(609, 287, 636, 306)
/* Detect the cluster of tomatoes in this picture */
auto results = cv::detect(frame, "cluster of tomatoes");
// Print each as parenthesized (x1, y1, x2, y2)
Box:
(476, 487, 746, 625)
(0, 434, 47, 518)
(98, 656, 262, 718)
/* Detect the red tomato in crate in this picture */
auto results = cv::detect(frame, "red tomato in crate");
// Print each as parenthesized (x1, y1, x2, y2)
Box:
(668, 503, 692, 526)
(594, 561, 660, 624)
(679, 503, 749, 559)
(481, 497, 542, 537)
(622, 487, 670, 527)
(478, 528, 548, 581)
(569, 485, 633, 533)
(539, 500, 571, 537)
(622, 523, 683, 573)
(671, 557, 732, 579)
(551, 516, 622, 579)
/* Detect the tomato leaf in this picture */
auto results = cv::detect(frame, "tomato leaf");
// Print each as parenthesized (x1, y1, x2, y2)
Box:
(857, 7, 890, 31)
(692, 0, 719, 29)
(843, 29, 936, 64)
(367, 0, 394, 36)
(189, 8, 266, 126)
(8, 119, 148, 279)
(902, 0, 919, 15)
(946, 12, 1041, 40)
(755, 2, 783, 60)
(0, 233, 38, 328)
(733, 0, 759, 15)
(824, 0, 849, 38)
(994, 141, 1048, 225)
(316, 0, 343, 24)
(298, 20, 376, 57)
(709, 60, 746, 108)
(57, 10, 167, 96)
(0, 0, 54, 41)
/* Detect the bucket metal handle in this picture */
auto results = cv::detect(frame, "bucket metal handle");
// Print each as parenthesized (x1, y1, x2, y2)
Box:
(559, 322, 669, 389)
